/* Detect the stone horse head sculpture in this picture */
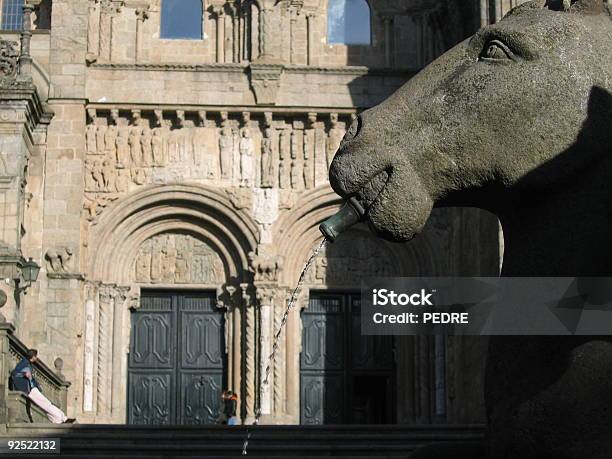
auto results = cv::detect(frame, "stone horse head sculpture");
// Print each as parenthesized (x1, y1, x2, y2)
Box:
(327, 0, 611, 457)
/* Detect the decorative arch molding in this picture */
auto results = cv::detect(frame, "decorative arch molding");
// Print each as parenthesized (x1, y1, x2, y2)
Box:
(87, 184, 259, 284)
(273, 186, 442, 287)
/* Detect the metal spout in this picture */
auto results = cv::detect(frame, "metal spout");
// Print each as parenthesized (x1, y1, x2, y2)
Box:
(319, 197, 366, 242)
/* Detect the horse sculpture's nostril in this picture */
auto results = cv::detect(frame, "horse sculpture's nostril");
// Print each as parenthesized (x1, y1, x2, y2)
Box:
(319, 197, 366, 242)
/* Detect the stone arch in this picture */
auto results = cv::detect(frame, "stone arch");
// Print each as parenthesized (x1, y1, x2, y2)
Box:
(87, 184, 259, 285)
(274, 186, 442, 288)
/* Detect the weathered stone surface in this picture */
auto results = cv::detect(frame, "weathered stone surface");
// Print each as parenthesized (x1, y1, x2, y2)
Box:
(330, 1, 612, 456)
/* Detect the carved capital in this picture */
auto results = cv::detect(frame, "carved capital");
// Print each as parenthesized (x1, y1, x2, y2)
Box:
(249, 250, 283, 283)
(249, 64, 283, 106)
(256, 287, 278, 306)
(135, 7, 150, 22)
(98, 284, 115, 304)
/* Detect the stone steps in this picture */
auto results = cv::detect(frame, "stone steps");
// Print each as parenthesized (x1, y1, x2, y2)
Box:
(3, 423, 485, 458)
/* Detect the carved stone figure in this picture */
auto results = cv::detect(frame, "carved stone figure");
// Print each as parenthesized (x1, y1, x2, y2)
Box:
(290, 129, 299, 160)
(167, 129, 180, 163)
(327, 2, 612, 458)
(96, 125, 106, 154)
(303, 130, 312, 189)
(180, 128, 194, 164)
(152, 128, 166, 166)
(161, 243, 177, 283)
(83, 194, 118, 222)
(101, 158, 116, 192)
(131, 168, 146, 185)
(45, 247, 73, 274)
(219, 125, 234, 180)
(92, 160, 104, 191)
(84, 159, 97, 191)
(261, 127, 274, 188)
(290, 160, 302, 190)
(104, 125, 117, 158)
(239, 128, 254, 188)
(116, 128, 130, 168)
(86, 124, 98, 154)
(192, 127, 206, 167)
(140, 128, 153, 167)
(279, 129, 290, 189)
(175, 250, 190, 283)
(115, 169, 130, 193)
(129, 128, 142, 166)
(135, 248, 151, 282)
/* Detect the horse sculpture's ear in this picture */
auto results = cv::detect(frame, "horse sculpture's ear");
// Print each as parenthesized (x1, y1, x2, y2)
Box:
(545, 0, 609, 14)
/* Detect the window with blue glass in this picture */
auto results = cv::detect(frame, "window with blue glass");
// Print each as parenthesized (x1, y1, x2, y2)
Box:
(1, 0, 25, 31)
(160, 0, 203, 40)
(327, 0, 371, 45)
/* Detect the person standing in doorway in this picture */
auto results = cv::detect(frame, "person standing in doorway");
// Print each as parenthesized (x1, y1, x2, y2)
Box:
(11, 349, 75, 424)
(226, 391, 239, 425)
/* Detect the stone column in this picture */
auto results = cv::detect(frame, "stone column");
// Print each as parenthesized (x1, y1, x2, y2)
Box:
(19, 3, 35, 76)
(242, 284, 256, 422)
(82, 282, 97, 414)
(96, 284, 114, 418)
(289, 7, 298, 65)
(87, 0, 101, 62)
(111, 286, 130, 421)
(135, 7, 149, 63)
(272, 291, 287, 417)
(306, 12, 315, 66)
(382, 15, 393, 68)
(99, 1, 114, 62)
(213, 6, 225, 64)
(230, 288, 242, 416)
(257, 287, 275, 416)
(249, 249, 284, 422)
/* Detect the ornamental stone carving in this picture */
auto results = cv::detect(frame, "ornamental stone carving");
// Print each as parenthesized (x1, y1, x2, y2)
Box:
(45, 247, 74, 274)
(134, 233, 225, 284)
(0, 41, 19, 78)
(249, 250, 283, 283)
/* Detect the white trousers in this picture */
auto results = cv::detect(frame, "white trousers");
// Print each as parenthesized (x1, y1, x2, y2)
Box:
(27, 387, 67, 424)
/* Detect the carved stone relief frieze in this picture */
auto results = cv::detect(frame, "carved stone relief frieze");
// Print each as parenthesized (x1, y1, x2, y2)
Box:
(133, 233, 225, 284)
(84, 109, 348, 196)
(83, 109, 349, 228)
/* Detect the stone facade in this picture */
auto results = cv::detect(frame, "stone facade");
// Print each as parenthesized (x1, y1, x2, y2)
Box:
(0, 0, 522, 425)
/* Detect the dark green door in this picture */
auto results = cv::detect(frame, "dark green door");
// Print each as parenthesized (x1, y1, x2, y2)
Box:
(128, 290, 226, 425)
(300, 293, 394, 424)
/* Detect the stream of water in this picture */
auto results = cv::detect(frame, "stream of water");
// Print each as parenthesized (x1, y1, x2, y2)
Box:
(241, 238, 328, 455)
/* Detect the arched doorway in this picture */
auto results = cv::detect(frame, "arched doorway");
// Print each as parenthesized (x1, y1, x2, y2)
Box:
(84, 184, 258, 424)
(128, 232, 228, 425)
(299, 228, 404, 424)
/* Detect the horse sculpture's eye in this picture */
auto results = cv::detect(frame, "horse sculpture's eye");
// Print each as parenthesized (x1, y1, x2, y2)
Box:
(480, 40, 517, 62)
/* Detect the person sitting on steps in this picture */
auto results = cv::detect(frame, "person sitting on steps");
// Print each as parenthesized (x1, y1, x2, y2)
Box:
(11, 349, 75, 424)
